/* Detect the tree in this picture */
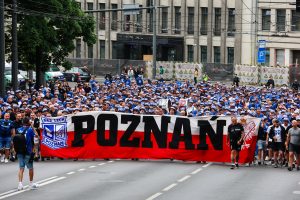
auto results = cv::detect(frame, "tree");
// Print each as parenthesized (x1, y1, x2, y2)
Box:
(15, 0, 96, 88)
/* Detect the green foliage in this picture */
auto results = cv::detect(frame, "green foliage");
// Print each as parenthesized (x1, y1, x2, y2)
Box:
(6, 0, 97, 85)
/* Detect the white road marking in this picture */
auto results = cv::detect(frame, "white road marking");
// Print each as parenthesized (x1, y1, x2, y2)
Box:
(191, 168, 203, 175)
(67, 171, 75, 175)
(178, 175, 191, 183)
(98, 163, 106, 166)
(88, 166, 96, 168)
(0, 176, 64, 199)
(202, 163, 212, 168)
(108, 161, 114, 163)
(145, 192, 163, 200)
(293, 191, 300, 194)
(78, 168, 85, 171)
(0, 176, 58, 197)
(162, 183, 177, 192)
(38, 177, 66, 187)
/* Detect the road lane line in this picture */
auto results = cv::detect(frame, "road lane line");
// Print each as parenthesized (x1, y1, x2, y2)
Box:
(78, 168, 85, 171)
(0, 177, 65, 199)
(98, 163, 106, 166)
(145, 192, 163, 200)
(178, 175, 191, 182)
(191, 168, 203, 175)
(162, 183, 177, 192)
(202, 163, 212, 168)
(67, 171, 75, 175)
(38, 177, 66, 187)
(88, 166, 96, 168)
(293, 191, 300, 194)
(0, 176, 58, 197)
(108, 161, 114, 163)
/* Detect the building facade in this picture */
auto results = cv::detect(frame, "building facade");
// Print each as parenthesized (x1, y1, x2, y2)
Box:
(70, 0, 300, 67)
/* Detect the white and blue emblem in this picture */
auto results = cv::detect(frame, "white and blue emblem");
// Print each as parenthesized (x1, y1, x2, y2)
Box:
(41, 117, 68, 150)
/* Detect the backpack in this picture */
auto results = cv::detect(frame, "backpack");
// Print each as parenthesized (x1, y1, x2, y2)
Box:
(13, 127, 29, 155)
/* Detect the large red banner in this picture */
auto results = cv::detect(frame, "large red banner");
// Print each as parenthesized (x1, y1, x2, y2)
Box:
(40, 112, 260, 164)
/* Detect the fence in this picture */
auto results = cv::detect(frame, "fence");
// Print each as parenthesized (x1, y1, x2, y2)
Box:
(66, 58, 148, 77)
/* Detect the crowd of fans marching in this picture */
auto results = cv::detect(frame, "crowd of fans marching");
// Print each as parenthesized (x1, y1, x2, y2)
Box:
(0, 72, 299, 171)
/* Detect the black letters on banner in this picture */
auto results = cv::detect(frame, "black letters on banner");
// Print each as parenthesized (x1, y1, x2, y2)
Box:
(197, 120, 226, 150)
(169, 118, 195, 150)
(71, 115, 95, 147)
(97, 114, 118, 146)
(120, 115, 141, 147)
(142, 116, 170, 148)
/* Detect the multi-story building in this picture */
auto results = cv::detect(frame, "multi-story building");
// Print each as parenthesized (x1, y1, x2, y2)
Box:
(258, 0, 300, 67)
(70, 0, 300, 67)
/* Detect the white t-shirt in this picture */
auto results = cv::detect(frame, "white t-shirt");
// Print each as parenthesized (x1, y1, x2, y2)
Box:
(274, 126, 282, 142)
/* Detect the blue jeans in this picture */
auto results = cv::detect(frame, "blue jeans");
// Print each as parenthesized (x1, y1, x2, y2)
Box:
(0, 136, 11, 149)
(17, 154, 33, 169)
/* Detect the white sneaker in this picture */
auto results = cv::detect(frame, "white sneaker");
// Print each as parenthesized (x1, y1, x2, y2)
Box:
(17, 183, 23, 191)
(0, 155, 4, 163)
(30, 183, 38, 190)
(4, 158, 8, 163)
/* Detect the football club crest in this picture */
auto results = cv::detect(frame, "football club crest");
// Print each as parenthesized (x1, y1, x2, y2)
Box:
(41, 116, 68, 150)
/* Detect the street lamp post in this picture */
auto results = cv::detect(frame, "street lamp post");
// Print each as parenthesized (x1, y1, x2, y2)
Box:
(0, 0, 5, 97)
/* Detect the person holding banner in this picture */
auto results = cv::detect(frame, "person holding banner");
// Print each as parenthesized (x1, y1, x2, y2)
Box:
(227, 117, 245, 169)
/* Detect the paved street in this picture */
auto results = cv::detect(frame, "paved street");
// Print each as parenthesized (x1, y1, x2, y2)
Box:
(0, 159, 299, 200)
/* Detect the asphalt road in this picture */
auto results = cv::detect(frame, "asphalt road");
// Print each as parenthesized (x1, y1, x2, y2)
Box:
(0, 159, 299, 200)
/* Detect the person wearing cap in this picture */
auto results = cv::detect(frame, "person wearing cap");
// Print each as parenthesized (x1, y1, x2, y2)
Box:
(267, 119, 286, 168)
(15, 117, 39, 190)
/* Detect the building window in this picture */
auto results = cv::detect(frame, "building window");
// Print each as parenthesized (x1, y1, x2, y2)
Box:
(100, 40, 105, 59)
(161, 7, 168, 33)
(276, 49, 285, 66)
(88, 45, 93, 58)
(187, 7, 194, 34)
(277, 9, 286, 32)
(124, 15, 130, 31)
(187, 45, 194, 62)
(292, 10, 300, 31)
(111, 4, 118, 31)
(227, 47, 234, 64)
(228, 8, 235, 36)
(136, 8, 143, 32)
(174, 6, 181, 34)
(262, 9, 271, 31)
(214, 8, 221, 36)
(76, 39, 81, 58)
(99, 3, 105, 30)
(149, 11, 153, 32)
(87, 3, 93, 10)
(201, 7, 208, 35)
(214, 46, 221, 63)
(265, 48, 270, 66)
(112, 41, 117, 59)
(201, 46, 207, 63)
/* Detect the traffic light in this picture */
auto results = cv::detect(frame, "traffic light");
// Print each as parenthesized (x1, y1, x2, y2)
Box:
(297, 0, 300, 12)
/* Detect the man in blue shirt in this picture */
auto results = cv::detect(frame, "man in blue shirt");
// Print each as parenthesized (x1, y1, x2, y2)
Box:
(0, 113, 15, 163)
(16, 117, 38, 190)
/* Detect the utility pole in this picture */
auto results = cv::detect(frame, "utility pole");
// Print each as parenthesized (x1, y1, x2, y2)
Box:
(0, 0, 5, 97)
(152, 0, 157, 79)
(12, 0, 18, 91)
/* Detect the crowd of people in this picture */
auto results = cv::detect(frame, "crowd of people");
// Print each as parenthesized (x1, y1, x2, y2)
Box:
(0, 71, 299, 172)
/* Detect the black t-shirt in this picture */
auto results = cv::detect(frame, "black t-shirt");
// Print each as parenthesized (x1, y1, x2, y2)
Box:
(257, 126, 267, 141)
(13, 120, 23, 130)
(228, 123, 244, 141)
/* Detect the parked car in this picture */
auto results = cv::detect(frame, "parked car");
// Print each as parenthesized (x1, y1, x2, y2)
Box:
(4, 68, 26, 90)
(45, 65, 65, 81)
(63, 67, 91, 82)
